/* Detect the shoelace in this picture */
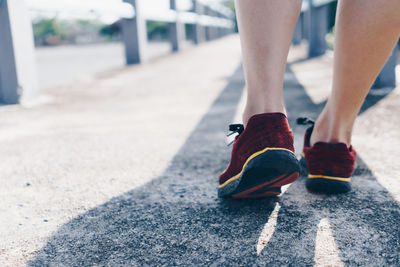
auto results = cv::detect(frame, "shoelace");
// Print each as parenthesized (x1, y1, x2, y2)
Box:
(226, 118, 314, 146)
(296, 117, 315, 126)
(227, 124, 244, 146)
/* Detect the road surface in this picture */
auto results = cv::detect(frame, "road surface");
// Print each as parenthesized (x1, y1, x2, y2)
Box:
(0, 35, 399, 266)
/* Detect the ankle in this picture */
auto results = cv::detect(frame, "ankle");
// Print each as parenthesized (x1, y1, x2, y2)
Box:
(242, 102, 286, 126)
(310, 108, 353, 146)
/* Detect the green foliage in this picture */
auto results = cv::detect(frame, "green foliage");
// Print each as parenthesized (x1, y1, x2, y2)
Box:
(147, 21, 168, 40)
(32, 18, 69, 41)
(99, 24, 116, 40)
(222, 0, 238, 32)
(33, 18, 107, 45)
(223, 0, 235, 11)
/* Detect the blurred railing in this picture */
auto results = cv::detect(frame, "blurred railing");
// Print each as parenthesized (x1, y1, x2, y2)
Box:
(0, 0, 235, 104)
(293, 0, 399, 89)
(122, 0, 235, 64)
(0, 0, 398, 105)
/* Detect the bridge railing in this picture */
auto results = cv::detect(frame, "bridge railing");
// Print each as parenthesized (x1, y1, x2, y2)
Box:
(0, 0, 397, 105)
(122, 0, 235, 64)
(292, 0, 398, 89)
(0, 0, 235, 104)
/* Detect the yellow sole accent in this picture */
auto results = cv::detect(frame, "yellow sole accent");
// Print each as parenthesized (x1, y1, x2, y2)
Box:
(218, 147, 295, 189)
(308, 174, 351, 182)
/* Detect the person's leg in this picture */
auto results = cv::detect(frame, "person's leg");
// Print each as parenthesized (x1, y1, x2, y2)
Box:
(218, 0, 303, 198)
(235, 0, 303, 125)
(311, 0, 400, 146)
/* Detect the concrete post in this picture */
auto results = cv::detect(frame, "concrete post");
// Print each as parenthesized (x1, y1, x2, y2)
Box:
(214, 11, 220, 39)
(192, 0, 205, 44)
(169, 0, 186, 52)
(373, 46, 398, 89)
(217, 13, 224, 38)
(204, 6, 211, 41)
(308, 0, 329, 57)
(205, 26, 210, 41)
(292, 16, 303, 45)
(122, 0, 147, 64)
(0, 0, 38, 104)
(209, 10, 218, 40)
(302, 11, 310, 43)
(224, 27, 229, 36)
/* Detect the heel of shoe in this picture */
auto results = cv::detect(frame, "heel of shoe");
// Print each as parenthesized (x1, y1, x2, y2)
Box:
(218, 148, 300, 199)
(243, 149, 300, 188)
(306, 176, 351, 193)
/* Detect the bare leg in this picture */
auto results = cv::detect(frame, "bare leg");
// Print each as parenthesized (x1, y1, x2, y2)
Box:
(311, 0, 400, 146)
(235, 0, 302, 125)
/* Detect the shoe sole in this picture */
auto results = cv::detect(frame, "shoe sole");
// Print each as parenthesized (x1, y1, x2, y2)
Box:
(300, 156, 352, 194)
(306, 174, 351, 194)
(218, 148, 300, 199)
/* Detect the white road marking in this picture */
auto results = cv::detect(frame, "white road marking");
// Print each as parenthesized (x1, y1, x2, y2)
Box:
(314, 218, 344, 267)
(255, 183, 292, 255)
(256, 202, 281, 255)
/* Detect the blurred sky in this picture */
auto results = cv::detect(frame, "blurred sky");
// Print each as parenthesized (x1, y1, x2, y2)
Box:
(27, 0, 200, 23)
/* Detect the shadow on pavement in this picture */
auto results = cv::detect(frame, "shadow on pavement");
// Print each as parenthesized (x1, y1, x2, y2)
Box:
(30, 63, 399, 266)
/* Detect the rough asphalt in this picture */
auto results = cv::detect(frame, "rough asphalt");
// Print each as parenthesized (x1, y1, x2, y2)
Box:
(29, 64, 400, 265)
(0, 36, 399, 266)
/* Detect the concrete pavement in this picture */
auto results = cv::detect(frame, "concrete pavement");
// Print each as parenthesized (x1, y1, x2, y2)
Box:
(0, 35, 399, 266)
(35, 42, 173, 89)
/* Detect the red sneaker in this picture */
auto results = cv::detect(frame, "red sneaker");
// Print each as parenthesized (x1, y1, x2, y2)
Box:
(218, 113, 300, 198)
(297, 118, 357, 193)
